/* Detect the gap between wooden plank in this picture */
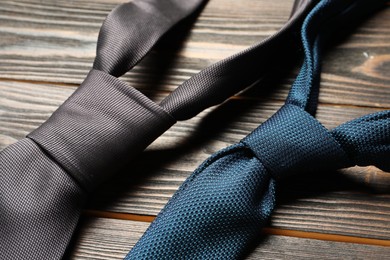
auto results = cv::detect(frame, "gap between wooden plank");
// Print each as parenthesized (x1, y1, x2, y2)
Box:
(83, 210, 390, 248)
(229, 95, 390, 110)
(1, 77, 388, 110)
(0, 77, 80, 88)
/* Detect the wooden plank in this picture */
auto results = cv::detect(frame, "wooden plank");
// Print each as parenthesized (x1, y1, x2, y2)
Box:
(0, 1, 389, 108)
(0, 79, 389, 239)
(0, 0, 292, 82)
(1, 0, 389, 254)
(0, 80, 76, 149)
(68, 217, 390, 259)
(84, 165, 389, 240)
(0, 76, 386, 143)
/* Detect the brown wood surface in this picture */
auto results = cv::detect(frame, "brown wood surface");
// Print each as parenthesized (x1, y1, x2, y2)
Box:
(0, 0, 389, 258)
(69, 217, 390, 260)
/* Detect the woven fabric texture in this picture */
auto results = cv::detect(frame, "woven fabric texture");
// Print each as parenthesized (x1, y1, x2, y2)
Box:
(0, 139, 85, 259)
(332, 111, 390, 172)
(93, 0, 206, 77)
(0, 1, 205, 259)
(126, 0, 389, 258)
(160, 0, 316, 120)
(0, 0, 316, 258)
(29, 69, 175, 191)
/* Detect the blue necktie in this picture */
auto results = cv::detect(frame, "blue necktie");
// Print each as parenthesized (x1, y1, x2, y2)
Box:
(126, 0, 389, 259)
(0, 0, 316, 259)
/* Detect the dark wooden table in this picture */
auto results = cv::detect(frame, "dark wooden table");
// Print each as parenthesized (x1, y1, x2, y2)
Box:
(0, 0, 389, 259)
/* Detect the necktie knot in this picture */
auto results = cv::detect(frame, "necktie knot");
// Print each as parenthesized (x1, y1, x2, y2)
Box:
(241, 104, 350, 180)
(28, 70, 176, 191)
(126, 1, 389, 258)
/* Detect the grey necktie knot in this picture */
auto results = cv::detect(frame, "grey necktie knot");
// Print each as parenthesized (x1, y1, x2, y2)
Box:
(28, 69, 176, 191)
(241, 104, 350, 180)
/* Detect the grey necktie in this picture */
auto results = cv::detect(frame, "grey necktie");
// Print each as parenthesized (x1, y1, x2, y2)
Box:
(0, 0, 315, 259)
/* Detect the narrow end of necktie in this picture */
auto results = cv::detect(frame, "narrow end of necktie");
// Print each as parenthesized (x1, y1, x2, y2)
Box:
(331, 110, 390, 173)
(93, 0, 208, 77)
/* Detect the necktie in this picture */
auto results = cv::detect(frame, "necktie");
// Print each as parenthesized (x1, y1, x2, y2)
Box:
(126, 0, 389, 259)
(0, 0, 315, 259)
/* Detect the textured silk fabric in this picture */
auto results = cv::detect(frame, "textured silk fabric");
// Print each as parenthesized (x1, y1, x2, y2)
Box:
(0, 0, 317, 259)
(1, 139, 86, 259)
(160, 0, 316, 120)
(332, 111, 390, 172)
(93, 0, 208, 77)
(126, 0, 389, 259)
(0, 1, 206, 259)
(29, 70, 175, 191)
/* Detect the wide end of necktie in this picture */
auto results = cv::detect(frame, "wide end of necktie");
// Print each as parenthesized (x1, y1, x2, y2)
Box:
(0, 138, 86, 259)
(126, 142, 277, 259)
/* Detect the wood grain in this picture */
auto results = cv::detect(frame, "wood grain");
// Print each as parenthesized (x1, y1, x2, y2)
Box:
(0, 79, 389, 239)
(0, 77, 385, 143)
(0, 0, 389, 107)
(68, 217, 390, 260)
(0, 0, 389, 257)
(83, 165, 390, 239)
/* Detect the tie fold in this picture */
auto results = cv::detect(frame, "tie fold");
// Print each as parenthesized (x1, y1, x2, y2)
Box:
(28, 69, 176, 191)
(93, 0, 206, 77)
(241, 104, 350, 179)
(332, 110, 390, 172)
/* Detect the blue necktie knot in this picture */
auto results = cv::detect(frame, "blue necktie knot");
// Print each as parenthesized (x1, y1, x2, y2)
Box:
(241, 104, 350, 180)
(127, 1, 389, 258)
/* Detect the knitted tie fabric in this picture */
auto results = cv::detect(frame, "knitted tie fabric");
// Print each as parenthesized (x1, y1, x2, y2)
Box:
(126, 0, 389, 259)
